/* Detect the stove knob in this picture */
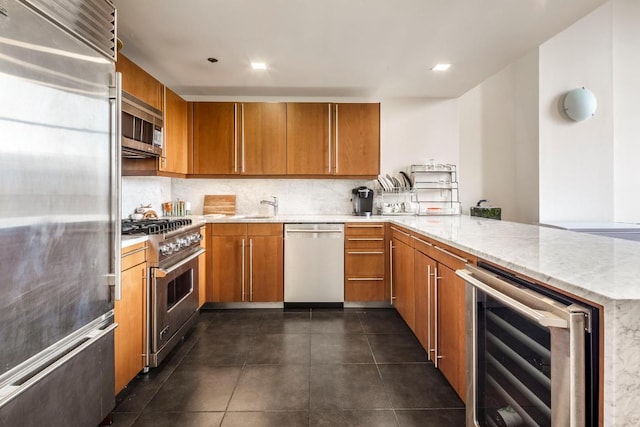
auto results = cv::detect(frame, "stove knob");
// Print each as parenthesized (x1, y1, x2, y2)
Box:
(179, 238, 189, 248)
(159, 244, 172, 256)
(171, 242, 181, 252)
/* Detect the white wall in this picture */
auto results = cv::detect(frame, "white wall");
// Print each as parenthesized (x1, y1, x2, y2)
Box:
(613, 0, 640, 223)
(380, 98, 459, 174)
(538, 2, 614, 223)
(458, 50, 539, 223)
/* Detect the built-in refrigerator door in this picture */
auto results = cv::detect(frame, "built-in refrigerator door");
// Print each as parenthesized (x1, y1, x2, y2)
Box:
(0, 0, 118, 423)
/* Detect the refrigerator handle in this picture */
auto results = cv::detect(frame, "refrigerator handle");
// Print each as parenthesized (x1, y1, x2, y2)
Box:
(107, 72, 122, 301)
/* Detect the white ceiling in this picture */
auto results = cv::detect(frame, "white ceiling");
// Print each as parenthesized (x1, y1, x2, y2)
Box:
(114, 0, 607, 99)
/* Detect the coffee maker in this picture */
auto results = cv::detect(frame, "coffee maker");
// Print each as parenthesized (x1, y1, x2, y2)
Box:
(351, 186, 374, 216)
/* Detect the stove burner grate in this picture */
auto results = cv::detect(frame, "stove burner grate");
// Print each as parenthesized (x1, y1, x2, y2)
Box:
(122, 218, 193, 235)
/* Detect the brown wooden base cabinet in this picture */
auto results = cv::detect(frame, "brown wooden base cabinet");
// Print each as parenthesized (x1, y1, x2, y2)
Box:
(115, 242, 147, 394)
(390, 225, 470, 402)
(390, 226, 415, 330)
(210, 223, 283, 302)
(344, 222, 386, 301)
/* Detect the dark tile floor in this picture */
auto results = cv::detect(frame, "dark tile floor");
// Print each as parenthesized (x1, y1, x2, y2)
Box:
(112, 309, 465, 427)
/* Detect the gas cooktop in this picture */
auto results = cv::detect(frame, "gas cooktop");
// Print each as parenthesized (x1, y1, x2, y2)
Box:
(121, 218, 193, 235)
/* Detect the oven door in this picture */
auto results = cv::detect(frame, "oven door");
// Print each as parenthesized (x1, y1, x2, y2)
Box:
(457, 266, 589, 427)
(150, 249, 204, 366)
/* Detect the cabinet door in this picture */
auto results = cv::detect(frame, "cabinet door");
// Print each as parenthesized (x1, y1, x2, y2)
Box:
(116, 54, 163, 112)
(437, 263, 466, 401)
(248, 235, 283, 302)
(192, 102, 238, 174)
(286, 103, 331, 175)
(391, 238, 415, 330)
(211, 235, 245, 302)
(114, 262, 146, 394)
(161, 88, 188, 174)
(414, 250, 437, 360)
(241, 103, 286, 175)
(334, 103, 380, 176)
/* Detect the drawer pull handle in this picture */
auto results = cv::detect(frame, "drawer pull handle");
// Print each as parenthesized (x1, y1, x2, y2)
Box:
(390, 227, 411, 237)
(346, 224, 384, 228)
(434, 246, 468, 264)
(347, 277, 384, 281)
(347, 237, 384, 241)
(411, 235, 433, 246)
(122, 246, 147, 257)
(346, 251, 384, 255)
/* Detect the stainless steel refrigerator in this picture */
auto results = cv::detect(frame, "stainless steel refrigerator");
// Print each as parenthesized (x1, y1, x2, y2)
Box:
(0, 0, 120, 425)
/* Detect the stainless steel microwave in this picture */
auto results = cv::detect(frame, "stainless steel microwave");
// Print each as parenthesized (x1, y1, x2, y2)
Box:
(121, 92, 163, 158)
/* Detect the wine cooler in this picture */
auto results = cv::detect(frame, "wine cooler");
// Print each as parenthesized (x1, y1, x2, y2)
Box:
(458, 262, 599, 427)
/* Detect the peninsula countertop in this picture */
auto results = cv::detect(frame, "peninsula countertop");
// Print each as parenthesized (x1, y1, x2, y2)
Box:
(198, 213, 640, 305)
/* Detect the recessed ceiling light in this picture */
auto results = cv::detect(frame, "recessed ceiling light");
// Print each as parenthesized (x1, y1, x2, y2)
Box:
(431, 63, 451, 71)
(251, 62, 267, 70)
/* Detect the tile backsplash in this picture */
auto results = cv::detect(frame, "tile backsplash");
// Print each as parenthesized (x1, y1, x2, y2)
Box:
(122, 177, 374, 217)
(122, 176, 172, 217)
(172, 179, 373, 216)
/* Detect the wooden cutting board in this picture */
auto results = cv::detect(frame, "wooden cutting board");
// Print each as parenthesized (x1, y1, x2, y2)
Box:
(203, 195, 236, 215)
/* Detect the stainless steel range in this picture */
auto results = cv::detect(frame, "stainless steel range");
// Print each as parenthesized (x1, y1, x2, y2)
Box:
(122, 218, 204, 367)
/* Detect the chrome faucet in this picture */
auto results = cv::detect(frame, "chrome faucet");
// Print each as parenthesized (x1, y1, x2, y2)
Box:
(260, 196, 278, 217)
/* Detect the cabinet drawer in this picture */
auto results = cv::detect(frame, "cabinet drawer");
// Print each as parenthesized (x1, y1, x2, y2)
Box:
(345, 251, 385, 276)
(345, 222, 385, 237)
(121, 242, 146, 271)
(345, 236, 385, 250)
(390, 226, 412, 245)
(247, 223, 283, 236)
(411, 234, 434, 257)
(345, 278, 385, 301)
(210, 223, 247, 236)
(431, 242, 475, 271)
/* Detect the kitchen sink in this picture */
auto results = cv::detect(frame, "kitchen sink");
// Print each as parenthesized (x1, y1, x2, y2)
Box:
(229, 214, 274, 219)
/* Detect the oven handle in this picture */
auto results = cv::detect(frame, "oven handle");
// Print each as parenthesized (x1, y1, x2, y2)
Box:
(154, 249, 205, 277)
(456, 268, 568, 329)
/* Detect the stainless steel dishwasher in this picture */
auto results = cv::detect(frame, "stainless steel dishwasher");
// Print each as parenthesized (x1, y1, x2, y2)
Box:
(284, 223, 345, 307)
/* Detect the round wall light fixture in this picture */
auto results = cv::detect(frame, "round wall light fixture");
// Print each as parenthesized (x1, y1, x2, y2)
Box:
(563, 87, 597, 122)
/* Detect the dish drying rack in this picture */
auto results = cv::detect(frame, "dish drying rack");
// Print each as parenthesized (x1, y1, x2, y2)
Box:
(375, 165, 461, 216)
(410, 164, 460, 215)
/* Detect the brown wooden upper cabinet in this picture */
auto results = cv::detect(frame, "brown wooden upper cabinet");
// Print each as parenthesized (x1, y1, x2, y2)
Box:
(287, 102, 380, 176)
(242, 103, 287, 175)
(161, 88, 188, 175)
(286, 103, 332, 175)
(334, 103, 380, 176)
(115, 54, 164, 112)
(192, 102, 237, 174)
(191, 102, 287, 175)
(191, 101, 380, 177)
